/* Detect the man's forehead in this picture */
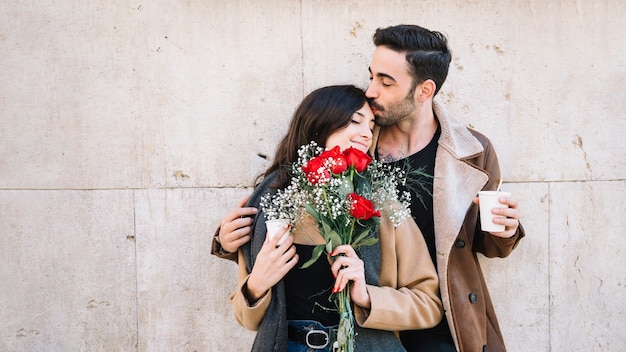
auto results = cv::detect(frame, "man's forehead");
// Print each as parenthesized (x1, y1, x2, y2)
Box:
(369, 47, 410, 78)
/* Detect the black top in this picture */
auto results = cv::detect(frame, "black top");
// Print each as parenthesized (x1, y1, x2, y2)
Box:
(284, 243, 338, 327)
(381, 126, 439, 268)
(378, 126, 456, 350)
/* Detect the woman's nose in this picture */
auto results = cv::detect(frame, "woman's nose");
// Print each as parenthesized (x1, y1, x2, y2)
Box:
(362, 126, 372, 139)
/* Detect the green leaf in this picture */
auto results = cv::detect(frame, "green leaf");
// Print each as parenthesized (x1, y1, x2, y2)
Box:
(355, 237, 379, 248)
(327, 230, 343, 251)
(320, 218, 333, 236)
(336, 310, 354, 346)
(305, 203, 321, 222)
(351, 229, 371, 246)
(326, 240, 334, 253)
(300, 244, 326, 268)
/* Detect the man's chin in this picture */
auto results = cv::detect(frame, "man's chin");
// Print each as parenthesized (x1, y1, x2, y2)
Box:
(374, 117, 394, 127)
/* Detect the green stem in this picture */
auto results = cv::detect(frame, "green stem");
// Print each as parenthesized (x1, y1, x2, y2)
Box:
(322, 188, 331, 217)
(335, 285, 355, 352)
(347, 218, 355, 244)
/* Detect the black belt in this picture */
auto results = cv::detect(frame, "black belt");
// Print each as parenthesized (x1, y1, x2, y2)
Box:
(287, 322, 334, 349)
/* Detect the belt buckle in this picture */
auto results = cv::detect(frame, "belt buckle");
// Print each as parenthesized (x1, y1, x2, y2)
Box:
(305, 329, 329, 349)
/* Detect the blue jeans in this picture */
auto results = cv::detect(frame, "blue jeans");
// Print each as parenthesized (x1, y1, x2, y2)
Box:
(287, 320, 337, 352)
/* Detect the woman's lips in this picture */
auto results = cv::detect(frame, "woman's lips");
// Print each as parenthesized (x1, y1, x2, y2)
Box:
(352, 141, 369, 151)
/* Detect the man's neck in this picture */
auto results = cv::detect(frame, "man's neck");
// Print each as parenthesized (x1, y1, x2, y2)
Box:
(377, 108, 438, 162)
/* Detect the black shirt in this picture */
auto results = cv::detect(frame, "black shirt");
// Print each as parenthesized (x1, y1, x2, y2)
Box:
(377, 126, 456, 351)
(284, 244, 338, 327)
(381, 127, 439, 268)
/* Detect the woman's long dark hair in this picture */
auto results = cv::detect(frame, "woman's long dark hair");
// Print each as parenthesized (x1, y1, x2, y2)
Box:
(257, 85, 367, 189)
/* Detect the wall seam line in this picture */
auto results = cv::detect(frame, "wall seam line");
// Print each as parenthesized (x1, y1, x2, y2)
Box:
(547, 182, 552, 350)
(132, 190, 140, 351)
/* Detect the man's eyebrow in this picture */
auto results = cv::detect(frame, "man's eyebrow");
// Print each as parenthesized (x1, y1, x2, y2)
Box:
(368, 67, 396, 82)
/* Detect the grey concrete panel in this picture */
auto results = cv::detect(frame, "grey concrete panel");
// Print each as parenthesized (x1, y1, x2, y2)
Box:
(0, 3, 168, 189)
(480, 183, 550, 351)
(0, 1, 304, 190)
(157, 1, 306, 189)
(302, 0, 626, 182)
(549, 181, 626, 351)
(134, 187, 255, 351)
(0, 1, 624, 351)
(0, 190, 136, 351)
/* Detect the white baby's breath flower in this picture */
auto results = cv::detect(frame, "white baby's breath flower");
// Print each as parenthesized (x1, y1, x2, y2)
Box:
(261, 141, 418, 229)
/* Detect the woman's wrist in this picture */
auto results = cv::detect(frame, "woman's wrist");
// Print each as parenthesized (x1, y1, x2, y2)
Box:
(244, 275, 267, 304)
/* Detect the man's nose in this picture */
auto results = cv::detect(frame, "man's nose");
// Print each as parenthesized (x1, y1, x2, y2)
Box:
(365, 84, 377, 98)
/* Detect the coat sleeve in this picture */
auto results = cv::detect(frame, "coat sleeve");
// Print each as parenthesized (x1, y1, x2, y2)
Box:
(229, 250, 272, 331)
(471, 132, 525, 257)
(354, 215, 443, 330)
(210, 225, 238, 262)
(480, 223, 525, 257)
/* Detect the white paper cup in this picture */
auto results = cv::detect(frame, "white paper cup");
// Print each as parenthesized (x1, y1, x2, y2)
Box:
(477, 191, 511, 232)
(265, 219, 290, 245)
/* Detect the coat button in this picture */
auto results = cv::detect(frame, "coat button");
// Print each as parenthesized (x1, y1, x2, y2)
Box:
(455, 239, 465, 248)
(469, 293, 478, 303)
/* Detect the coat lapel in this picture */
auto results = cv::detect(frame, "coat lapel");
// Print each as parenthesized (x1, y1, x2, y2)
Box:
(432, 102, 487, 255)
(432, 102, 489, 339)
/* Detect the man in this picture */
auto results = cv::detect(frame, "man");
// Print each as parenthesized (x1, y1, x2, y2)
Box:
(363, 24, 523, 352)
(213, 25, 524, 352)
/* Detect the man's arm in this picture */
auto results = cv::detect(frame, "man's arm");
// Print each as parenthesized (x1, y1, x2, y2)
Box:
(211, 226, 238, 261)
(471, 132, 524, 257)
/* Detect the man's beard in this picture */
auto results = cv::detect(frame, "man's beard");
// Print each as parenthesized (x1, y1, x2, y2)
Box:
(370, 87, 417, 127)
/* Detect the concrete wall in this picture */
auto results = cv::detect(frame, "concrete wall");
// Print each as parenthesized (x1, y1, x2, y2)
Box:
(1, 1, 624, 351)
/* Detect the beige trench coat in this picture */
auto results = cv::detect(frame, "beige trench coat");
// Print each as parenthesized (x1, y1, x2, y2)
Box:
(230, 211, 443, 333)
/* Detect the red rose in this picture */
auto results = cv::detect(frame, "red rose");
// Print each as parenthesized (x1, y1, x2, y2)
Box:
(343, 147, 372, 173)
(319, 146, 348, 174)
(347, 193, 380, 220)
(302, 156, 330, 184)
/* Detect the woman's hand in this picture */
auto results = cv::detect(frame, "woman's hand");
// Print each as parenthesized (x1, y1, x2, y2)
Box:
(245, 225, 298, 303)
(330, 245, 370, 309)
(218, 196, 258, 253)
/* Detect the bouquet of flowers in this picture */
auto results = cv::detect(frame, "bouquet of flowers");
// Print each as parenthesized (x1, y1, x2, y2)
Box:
(260, 141, 413, 352)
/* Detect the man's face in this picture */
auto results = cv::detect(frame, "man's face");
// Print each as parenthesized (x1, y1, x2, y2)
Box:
(365, 46, 417, 127)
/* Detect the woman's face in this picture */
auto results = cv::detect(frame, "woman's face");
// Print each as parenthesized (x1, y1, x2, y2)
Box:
(325, 103, 375, 153)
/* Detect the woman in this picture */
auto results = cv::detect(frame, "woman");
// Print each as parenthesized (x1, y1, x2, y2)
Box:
(229, 85, 442, 351)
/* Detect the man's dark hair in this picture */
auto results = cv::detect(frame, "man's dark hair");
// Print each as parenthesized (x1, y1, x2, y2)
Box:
(373, 24, 452, 95)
